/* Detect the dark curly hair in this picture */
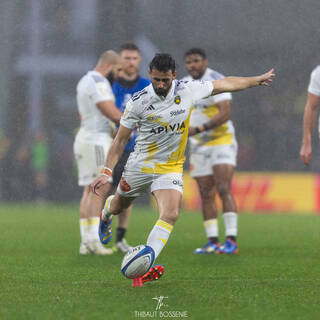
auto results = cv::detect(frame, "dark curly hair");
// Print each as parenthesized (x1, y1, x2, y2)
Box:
(149, 53, 176, 73)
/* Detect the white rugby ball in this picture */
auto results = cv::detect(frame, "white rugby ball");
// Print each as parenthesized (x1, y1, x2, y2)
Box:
(121, 245, 155, 279)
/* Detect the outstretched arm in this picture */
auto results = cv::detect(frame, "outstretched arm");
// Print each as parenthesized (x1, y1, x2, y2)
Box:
(189, 99, 231, 136)
(211, 69, 275, 95)
(91, 125, 132, 193)
(300, 93, 320, 165)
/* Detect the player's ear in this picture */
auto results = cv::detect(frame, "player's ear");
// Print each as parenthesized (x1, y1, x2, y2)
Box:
(172, 71, 177, 80)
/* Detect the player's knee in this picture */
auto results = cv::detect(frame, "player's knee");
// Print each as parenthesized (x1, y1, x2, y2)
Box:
(217, 181, 231, 198)
(161, 209, 179, 225)
(199, 185, 213, 201)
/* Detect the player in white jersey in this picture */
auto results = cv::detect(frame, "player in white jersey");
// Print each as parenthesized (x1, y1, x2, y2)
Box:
(91, 53, 275, 282)
(73, 50, 123, 255)
(183, 47, 239, 255)
(300, 65, 320, 165)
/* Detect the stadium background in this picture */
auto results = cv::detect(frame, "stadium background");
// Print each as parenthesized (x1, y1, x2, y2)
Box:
(1, 0, 320, 213)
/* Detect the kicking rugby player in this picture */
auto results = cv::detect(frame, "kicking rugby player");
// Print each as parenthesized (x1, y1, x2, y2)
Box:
(91, 53, 275, 280)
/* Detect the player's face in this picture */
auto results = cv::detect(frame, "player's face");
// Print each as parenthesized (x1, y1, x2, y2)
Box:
(148, 68, 177, 97)
(120, 50, 141, 76)
(184, 54, 208, 80)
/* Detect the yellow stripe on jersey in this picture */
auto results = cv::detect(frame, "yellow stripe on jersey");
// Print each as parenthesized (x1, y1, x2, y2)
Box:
(156, 220, 173, 232)
(142, 109, 192, 174)
(198, 104, 233, 146)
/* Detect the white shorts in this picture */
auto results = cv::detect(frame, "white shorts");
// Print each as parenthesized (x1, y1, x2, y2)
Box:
(73, 139, 111, 186)
(117, 171, 183, 197)
(189, 142, 237, 178)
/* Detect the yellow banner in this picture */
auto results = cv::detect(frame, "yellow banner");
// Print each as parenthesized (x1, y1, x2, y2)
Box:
(183, 172, 318, 214)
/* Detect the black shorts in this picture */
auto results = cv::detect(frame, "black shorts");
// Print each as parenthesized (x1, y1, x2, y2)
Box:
(112, 150, 131, 188)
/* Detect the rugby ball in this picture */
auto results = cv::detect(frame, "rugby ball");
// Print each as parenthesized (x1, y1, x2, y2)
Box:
(121, 245, 155, 279)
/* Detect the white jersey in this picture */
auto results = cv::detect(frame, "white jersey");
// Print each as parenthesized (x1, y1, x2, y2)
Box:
(120, 79, 213, 174)
(183, 68, 235, 147)
(75, 70, 115, 144)
(308, 65, 320, 97)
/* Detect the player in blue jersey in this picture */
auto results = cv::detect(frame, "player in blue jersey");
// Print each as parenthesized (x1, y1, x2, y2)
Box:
(111, 43, 150, 253)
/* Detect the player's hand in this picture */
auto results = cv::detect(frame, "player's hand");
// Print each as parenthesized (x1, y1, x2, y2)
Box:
(91, 175, 112, 195)
(300, 143, 312, 166)
(257, 68, 275, 87)
(188, 127, 197, 137)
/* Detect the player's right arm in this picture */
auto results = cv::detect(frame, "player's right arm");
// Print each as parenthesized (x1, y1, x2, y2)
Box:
(300, 93, 320, 165)
(211, 69, 275, 95)
(189, 99, 231, 136)
(91, 124, 133, 194)
(96, 100, 122, 124)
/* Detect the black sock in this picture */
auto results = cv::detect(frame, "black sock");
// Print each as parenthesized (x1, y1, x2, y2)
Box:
(226, 236, 236, 242)
(116, 227, 126, 243)
(208, 237, 219, 244)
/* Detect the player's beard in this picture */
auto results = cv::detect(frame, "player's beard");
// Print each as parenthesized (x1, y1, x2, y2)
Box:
(153, 84, 171, 97)
(190, 69, 205, 80)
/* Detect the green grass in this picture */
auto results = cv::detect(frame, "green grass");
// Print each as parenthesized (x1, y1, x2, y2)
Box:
(0, 203, 319, 320)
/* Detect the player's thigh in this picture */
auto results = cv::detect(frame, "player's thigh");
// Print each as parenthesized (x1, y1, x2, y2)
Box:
(73, 140, 109, 186)
(151, 173, 183, 224)
(194, 175, 216, 200)
(213, 164, 235, 188)
(116, 170, 153, 197)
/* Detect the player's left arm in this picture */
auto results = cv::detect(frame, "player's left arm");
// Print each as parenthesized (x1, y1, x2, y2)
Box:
(211, 69, 275, 95)
(189, 99, 231, 136)
(91, 125, 133, 194)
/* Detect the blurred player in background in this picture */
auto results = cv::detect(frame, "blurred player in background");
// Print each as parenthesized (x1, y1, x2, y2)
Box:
(91, 53, 275, 281)
(183, 47, 238, 254)
(111, 43, 150, 253)
(300, 65, 320, 165)
(73, 50, 122, 255)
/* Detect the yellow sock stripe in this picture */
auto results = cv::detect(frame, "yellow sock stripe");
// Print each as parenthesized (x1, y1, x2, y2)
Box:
(204, 219, 217, 228)
(156, 220, 173, 232)
(80, 219, 89, 226)
(88, 218, 100, 226)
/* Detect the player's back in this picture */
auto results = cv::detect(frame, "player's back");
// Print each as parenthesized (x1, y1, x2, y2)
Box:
(76, 71, 115, 142)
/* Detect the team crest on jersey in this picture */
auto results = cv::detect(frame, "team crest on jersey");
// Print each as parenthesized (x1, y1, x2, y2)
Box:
(174, 95, 181, 104)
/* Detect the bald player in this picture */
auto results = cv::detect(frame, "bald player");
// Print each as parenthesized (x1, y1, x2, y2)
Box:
(73, 50, 123, 255)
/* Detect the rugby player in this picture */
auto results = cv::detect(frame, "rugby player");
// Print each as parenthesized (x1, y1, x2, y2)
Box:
(300, 65, 320, 165)
(183, 47, 238, 254)
(91, 53, 275, 280)
(73, 50, 122, 255)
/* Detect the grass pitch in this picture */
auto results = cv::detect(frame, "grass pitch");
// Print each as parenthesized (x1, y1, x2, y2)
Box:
(0, 203, 319, 320)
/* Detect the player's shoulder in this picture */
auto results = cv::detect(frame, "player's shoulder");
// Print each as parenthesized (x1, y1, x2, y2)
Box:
(311, 65, 320, 78)
(77, 71, 110, 92)
(127, 85, 152, 112)
(204, 68, 225, 81)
